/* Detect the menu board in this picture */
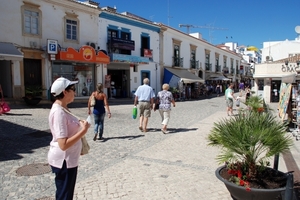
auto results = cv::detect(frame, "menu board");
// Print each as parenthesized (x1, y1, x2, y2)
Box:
(278, 83, 292, 120)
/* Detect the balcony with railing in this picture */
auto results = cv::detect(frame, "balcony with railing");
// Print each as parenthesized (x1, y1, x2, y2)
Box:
(230, 67, 235, 75)
(215, 65, 221, 72)
(190, 60, 199, 69)
(223, 66, 229, 74)
(173, 57, 183, 67)
(205, 63, 212, 71)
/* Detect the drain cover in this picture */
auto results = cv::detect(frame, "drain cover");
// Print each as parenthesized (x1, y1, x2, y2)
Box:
(16, 163, 51, 176)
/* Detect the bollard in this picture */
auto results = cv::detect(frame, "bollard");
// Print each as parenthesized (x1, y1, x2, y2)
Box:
(273, 154, 279, 170)
(284, 172, 294, 200)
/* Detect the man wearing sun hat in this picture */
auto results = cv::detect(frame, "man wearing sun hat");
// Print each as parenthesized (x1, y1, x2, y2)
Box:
(48, 77, 90, 200)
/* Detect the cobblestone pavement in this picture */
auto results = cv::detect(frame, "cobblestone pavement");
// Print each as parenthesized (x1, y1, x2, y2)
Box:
(0, 94, 298, 200)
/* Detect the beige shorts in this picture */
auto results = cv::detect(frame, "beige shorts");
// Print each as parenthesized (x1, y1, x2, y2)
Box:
(139, 102, 151, 118)
(226, 98, 233, 108)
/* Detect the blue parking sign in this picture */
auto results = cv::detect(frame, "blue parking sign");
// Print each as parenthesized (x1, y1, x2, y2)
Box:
(49, 44, 56, 52)
(47, 39, 58, 54)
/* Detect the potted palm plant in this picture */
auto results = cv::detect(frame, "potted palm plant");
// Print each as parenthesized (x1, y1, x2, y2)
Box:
(23, 85, 45, 105)
(208, 96, 293, 200)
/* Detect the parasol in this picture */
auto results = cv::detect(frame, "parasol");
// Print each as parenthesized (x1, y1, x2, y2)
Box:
(247, 46, 259, 52)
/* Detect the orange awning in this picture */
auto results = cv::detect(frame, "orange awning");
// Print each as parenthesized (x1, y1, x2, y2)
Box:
(56, 45, 110, 64)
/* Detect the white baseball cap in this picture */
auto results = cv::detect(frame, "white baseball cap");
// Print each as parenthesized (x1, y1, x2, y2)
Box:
(51, 77, 78, 96)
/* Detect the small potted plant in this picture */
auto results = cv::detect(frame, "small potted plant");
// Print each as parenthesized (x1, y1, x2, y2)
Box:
(170, 87, 179, 100)
(208, 96, 293, 200)
(23, 85, 45, 105)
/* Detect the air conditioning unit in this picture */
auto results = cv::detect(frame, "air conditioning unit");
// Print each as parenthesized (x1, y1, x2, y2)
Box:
(266, 56, 273, 61)
(90, 42, 96, 49)
(86, 42, 96, 49)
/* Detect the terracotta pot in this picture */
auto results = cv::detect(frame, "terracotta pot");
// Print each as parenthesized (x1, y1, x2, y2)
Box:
(215, 165, 287, 200)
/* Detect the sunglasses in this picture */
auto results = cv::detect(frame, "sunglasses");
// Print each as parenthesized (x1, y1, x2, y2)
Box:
(69, 87, 76, 91)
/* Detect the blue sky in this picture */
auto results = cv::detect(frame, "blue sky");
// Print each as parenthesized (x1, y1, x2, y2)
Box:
(95, 0, 300, 50)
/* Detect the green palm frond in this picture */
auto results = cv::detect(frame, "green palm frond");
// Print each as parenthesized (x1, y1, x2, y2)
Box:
(208, 111, 293, 175)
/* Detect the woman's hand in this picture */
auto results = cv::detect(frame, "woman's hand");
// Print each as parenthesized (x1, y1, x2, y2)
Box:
(80, 120, 90, 132)
(107, 113, 111, 118)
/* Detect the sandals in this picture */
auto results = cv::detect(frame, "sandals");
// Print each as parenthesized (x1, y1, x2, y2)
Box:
(161, 129, 169, 134)
(139, 126, 143, 131)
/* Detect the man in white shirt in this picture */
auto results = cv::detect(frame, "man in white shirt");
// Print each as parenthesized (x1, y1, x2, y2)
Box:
(134, 78, 155, 132)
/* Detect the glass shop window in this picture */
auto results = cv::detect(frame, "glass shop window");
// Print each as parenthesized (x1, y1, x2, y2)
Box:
(52, 62, 94, 97)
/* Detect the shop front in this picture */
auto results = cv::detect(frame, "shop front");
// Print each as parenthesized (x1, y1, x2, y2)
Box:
(107, 53, 150, 99)
(54, 45, 110, 98)
(163, 67, 204, 100)
(253, 61, 299, 103)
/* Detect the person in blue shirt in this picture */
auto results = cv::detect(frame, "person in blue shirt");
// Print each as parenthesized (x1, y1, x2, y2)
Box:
(134, 78, 155, 132)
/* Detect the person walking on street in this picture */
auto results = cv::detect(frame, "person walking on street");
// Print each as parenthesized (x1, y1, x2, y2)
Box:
(225, 83, 235, 116)
(216, 83, 221, 97)
(88, 83, 111, 141)
(48, 77, 90, 200)
(245, 86, 251, 102)
(134, 78, 155, 132)
(239, 81, 245, 96)
(154, 83, 175, 134)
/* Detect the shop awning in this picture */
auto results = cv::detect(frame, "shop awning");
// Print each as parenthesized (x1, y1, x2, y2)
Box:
(253, 73, 297, 83)
(282, 74, 297, 83)
(253, 74, 294, 78)
(0, 42, 23, 61)
(163, 67, 204, 87)
(210, 76, 231, 81)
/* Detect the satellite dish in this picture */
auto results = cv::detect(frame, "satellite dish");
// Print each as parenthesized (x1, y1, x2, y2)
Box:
(295, 26, 300, 34)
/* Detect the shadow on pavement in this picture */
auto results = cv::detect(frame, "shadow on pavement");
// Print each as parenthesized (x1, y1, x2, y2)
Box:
(168, 128, 198, 133)
(0, 120, 51, 161)
(99, 134, 144, 142)
(1, 113, 32, 116)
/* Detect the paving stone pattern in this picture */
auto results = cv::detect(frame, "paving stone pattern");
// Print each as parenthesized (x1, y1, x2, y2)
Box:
(0, 94, 296, 200)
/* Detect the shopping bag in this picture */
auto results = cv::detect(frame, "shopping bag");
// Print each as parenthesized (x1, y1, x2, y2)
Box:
(132, 106, 137, 119)
(0, 84, 10, 114)
(1, 102, 10, 113)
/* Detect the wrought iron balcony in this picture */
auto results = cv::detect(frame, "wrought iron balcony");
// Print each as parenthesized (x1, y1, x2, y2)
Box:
(223, 67, 229, 74)
(173, 57, 183, 67)
(230, 67, 235, 75)
(205, 63, 212, 71)
(215, 65, 221, 72)
(190, 60, 199, 69)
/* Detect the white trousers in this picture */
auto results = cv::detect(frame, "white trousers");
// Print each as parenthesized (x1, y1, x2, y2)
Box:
(159, 110, 171, 125)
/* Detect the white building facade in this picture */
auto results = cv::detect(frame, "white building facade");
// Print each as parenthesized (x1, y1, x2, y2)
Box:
(98, 8, 160, 98)
(253, 33, 300, 103)
(0, 0, 110, 101)
(159, 25, 242, 98)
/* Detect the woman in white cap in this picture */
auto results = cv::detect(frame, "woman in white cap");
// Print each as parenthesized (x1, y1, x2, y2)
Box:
(48, 77, 90, 200)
